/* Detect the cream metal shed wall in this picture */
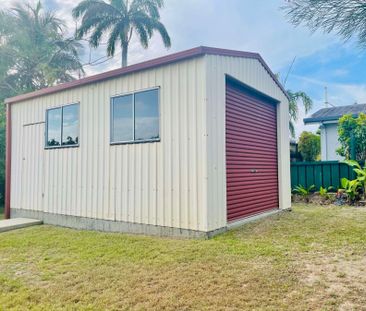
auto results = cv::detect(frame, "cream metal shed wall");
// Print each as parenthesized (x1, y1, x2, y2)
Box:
(205, 55, 291, 231)
(10, 56, 209, 232)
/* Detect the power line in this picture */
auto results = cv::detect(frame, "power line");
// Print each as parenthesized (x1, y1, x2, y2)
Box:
(283, 56, 296, 87)
(82, 51, 121, 67)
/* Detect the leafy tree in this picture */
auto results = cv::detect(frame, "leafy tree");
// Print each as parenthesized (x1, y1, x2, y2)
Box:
(0, 1, 84, 100)
(298, 131, 320, 162)
(283, 0, 366, 47)
(0, 1, 84, 202)
(337, 113, 366, 161)
(287, 90, 313, 138)
(73, 0, 171, 67)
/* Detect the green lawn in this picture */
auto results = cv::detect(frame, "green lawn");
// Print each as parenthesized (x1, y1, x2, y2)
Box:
(1, 204, 366, 310)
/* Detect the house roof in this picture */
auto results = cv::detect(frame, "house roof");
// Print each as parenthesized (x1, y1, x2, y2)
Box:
(5, 46, 289, 104)
(304, 103, 366, 124)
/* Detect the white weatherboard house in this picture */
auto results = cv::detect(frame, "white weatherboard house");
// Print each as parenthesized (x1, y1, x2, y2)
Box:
(304, 104, 366, 161)
(5, 47, 291, 237)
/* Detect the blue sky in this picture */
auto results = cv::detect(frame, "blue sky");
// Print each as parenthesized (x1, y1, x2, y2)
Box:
(4, 0, 366, 137)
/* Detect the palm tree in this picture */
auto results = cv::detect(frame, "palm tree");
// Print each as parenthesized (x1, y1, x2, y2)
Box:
(0, 1, 84, 202)
(72, 0, 171, 67)
(0, 1, 84, 98)
(287, 90, 313, 138)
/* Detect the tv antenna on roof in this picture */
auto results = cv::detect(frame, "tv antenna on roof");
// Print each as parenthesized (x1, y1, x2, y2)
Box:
(324, 86, 335, 108)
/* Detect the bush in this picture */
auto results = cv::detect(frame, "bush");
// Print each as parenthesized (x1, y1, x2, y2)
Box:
(298, 131, 320, 162)
(337, 113, 366, 161)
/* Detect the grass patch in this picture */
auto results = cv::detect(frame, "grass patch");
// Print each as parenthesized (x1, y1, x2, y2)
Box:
(1, 204, 366, 310)
(0, 206, 3, 220)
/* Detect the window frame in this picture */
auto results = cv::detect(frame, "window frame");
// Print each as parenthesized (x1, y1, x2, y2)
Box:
(45, 102, 80, 150)
(110, 86, 161, 145)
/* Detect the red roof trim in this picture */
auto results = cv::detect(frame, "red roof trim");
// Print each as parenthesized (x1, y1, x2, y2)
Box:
(5, 46, 289, 104)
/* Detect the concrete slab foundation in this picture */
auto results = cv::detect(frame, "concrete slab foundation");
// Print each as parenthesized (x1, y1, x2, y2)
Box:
(10, 208, 289, 238)
(11, 209, 226, 239)
(0, 218, 43, 233)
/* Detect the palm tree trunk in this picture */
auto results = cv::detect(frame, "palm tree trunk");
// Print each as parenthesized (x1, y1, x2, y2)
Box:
(121, 43, 128, 67)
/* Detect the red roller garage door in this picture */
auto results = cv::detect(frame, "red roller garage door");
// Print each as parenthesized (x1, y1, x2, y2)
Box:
(226, 79, 279, 222)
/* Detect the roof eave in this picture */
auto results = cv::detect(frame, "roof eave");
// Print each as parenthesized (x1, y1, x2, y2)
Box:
(304, 112, 363, 124)
(304, 116, 340, 124)
(5, 46, 289, 104)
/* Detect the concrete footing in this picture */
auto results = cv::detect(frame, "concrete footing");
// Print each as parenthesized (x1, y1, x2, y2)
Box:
(11, 209, 226, 239)
(0, 218, 43, 233)
(11, 207, 289, 238)
(227, 208, 283, 230)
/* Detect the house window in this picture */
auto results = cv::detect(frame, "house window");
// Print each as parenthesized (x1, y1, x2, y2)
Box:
(111, 88, 160, 144)
(46, 103, 79, 148)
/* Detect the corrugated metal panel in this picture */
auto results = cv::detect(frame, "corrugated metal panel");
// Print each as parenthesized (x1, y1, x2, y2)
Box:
(205, 55, 291, 231)
(10, 53, 291, 233)
(10, 57, 208, 231)
(20, 123, 45, 212)
(226, 82, 279, 221)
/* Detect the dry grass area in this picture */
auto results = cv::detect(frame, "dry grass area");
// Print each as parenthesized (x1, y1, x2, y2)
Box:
(1, 204, 366, 310)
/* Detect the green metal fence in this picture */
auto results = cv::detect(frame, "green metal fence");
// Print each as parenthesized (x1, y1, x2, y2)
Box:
(290, 161, 355, 191)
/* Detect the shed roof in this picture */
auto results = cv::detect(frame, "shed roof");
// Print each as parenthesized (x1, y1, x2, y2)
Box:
(304, 103, 366, 124)
(5, 46, 289, 104)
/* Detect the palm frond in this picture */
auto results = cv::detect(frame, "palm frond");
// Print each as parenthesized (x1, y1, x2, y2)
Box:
(288, 89, 313, 117)
(289, 120, 295, 138)
(287, 89, 313, 138)
(75, 16, 104, 38)
(131, 12, 171, 48)
(73, 0, 108, 19)
(107, 23, 124, 56)
(133, 22, 149, 48)
(149, 18, 171, 47)
(130, 0, 164, 19)
(111, 0, 128, 13)
(89, 17, 117, 47)
(131, 10, 154, 36)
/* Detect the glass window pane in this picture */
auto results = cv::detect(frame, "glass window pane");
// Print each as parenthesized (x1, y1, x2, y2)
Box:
(46, 108, 62, 147)
(112, 94, 133, 142)
(62, 104, 79, 146)
(134, 89, 159, 141)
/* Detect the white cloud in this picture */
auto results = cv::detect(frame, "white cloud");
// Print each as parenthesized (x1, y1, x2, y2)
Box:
(2, 0, 345, 75)
(293, 75, 366, 106)
(291, 74, 366, 138)
(4, 0, 366, 141)
(6, 0, 343, 73)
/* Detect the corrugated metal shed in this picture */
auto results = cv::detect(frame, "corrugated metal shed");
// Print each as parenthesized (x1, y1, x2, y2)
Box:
(6, 46, 291, 236)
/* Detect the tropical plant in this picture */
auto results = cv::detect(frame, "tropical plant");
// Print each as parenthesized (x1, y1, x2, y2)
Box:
(293, 184, 315, 202)
(340, 177, 361, 204)
(344, 160, 366, 200)
(0, 1, 84, 202)
(319, 186, 333, 200)
(298, 131, 320, 162)
(337, 113, 366, 161)
(288, 90, 313, 138)
(0, 1, 84, 100)
(73, 0, 171, 67)
(283, 0, 366, 47)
